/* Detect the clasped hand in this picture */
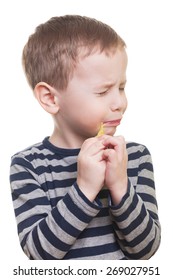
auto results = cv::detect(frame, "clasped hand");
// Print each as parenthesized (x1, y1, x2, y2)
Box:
(77, 135, 128, 204)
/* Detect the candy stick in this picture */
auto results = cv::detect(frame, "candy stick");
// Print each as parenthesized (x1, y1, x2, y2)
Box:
(96, 123, 104, 137)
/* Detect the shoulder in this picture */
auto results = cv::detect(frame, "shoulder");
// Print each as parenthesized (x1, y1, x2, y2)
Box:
(11, 138, 53, 165)
(126, 141, 151, 157)
(126, 141, 153, 172)
(126, 141, 153, 166)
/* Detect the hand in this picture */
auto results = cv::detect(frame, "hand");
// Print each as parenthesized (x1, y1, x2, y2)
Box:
(77, 137, 106, 202)
(102, 135, 128, 204)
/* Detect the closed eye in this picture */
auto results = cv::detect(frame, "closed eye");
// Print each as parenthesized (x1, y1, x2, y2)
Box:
(119, 81, 126, 91)
(96, 88, 110, 96)
(119, 87, 125, 91)
(97, 90, 108, 96)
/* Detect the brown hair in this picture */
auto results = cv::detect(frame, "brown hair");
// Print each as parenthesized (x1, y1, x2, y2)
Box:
(22, 15, 126, 91)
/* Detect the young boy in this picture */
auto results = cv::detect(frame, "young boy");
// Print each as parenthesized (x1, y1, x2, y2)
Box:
(10, 15, 161, 260)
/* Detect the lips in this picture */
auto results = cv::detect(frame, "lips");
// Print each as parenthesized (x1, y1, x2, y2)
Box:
(103, 119, 122, 126)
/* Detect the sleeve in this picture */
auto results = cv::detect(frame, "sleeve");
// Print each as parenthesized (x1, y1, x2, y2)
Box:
(109, 145, 161, 259)
(10, 154, 101, 260)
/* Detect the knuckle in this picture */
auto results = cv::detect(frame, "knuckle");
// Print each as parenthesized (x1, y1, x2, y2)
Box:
(117, 135, 125, 141)
(108, 149, 116, 156)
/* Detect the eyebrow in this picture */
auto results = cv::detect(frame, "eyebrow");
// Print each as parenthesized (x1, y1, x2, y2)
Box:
(95, 82, 116, 90)
(96, 80, 127, 90)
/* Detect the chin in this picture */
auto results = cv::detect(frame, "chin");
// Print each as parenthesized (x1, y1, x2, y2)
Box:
(105, 127, 117, 136)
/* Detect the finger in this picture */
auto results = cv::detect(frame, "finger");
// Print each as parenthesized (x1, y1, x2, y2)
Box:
(81, 137, 98, 150)
(102, 148, 117, 162)
(81, 138, 105, 155)
(103, 135, 126, 150)
(95, 149, 108, 162)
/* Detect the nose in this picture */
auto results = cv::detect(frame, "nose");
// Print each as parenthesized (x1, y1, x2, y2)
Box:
(110, 89, 127, 112)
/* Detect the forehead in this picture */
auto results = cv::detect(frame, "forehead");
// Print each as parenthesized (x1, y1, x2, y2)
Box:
(74, 48, 127, 84)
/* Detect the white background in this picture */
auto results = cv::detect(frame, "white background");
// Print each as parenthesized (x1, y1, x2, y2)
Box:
(1, 0, 172, 277)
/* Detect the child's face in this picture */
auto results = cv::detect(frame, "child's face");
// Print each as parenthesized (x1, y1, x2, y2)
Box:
(56, 48, 128, 139)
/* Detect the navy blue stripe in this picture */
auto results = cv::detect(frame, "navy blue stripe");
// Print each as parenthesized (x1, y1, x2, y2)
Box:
(96, 208, 109, 217)
(138, 193, 157, 205)
(113, 203, 147, 235)
(22, 143, 45, 153)
(137, 176, 155, 188)
(35, 163, 77, 175)
(74, 183, 102, 211)
(113, 193, 139, 223)
(64, 243, 120, 259)
(50, 197, 62, 207)
(79, 225, 114, 239)
(52, 206, 81, 238)
(148, 210, 158, 220)
(42, 178, 76, 189)
(63, 193, 94, 223)
(127, 145, 150, 159)
(12, 184, 39, 200)
(126, 142, 140, 148)
(117, 218, 153, 248)
(18, 214, 48, 234)
(15, 197, 49, 217)
(32, 227, 57, 259)
(97, 189, 109, 199)
(11, 157, 35, 171)
(123, 238, 156, 259)
(127, 167, 138, 177)
(128, 151, 141, 161)
(139, 162, 153, 172)
(26, 153, 66, 162)
(10, 171, 35, 183)
(21, 232, 30, 249)
(43, 137, 80, 156)
(39, 219, 71, 251)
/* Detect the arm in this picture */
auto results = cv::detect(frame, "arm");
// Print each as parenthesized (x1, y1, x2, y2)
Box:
(10, 154, 101, 260)
(109, 144, 161, 259)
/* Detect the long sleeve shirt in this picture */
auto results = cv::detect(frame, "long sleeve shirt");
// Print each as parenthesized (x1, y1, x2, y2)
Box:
(10, 137, 161, 260)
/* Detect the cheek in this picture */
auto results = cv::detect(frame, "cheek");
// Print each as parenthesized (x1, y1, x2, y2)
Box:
(61, 93, 105, 125)
(75, 100, 105, 128)
(60, 94, 81, 112)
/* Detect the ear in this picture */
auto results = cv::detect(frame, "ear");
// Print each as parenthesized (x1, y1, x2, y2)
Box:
(34, 82, 59, 115)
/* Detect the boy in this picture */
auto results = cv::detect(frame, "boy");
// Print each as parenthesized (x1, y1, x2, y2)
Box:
(10, 15, 161, 260)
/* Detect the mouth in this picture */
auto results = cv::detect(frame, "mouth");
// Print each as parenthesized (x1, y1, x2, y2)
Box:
(103, 119, 122, 127)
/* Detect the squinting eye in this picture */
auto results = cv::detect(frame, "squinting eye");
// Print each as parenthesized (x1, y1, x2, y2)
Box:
(97, 89, 109, 96)
(119, 87, 125, 91)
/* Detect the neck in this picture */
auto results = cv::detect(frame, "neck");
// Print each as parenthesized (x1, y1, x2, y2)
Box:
(49, 126, 87, 149)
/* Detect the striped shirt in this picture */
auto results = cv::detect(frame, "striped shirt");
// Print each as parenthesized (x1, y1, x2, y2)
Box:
(10, 137, 161, 260)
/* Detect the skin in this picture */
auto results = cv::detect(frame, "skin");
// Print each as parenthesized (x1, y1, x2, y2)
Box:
(34, 47, 128, 205)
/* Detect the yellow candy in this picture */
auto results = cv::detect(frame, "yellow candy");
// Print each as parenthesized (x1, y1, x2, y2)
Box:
(96, 123, 104, 137)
